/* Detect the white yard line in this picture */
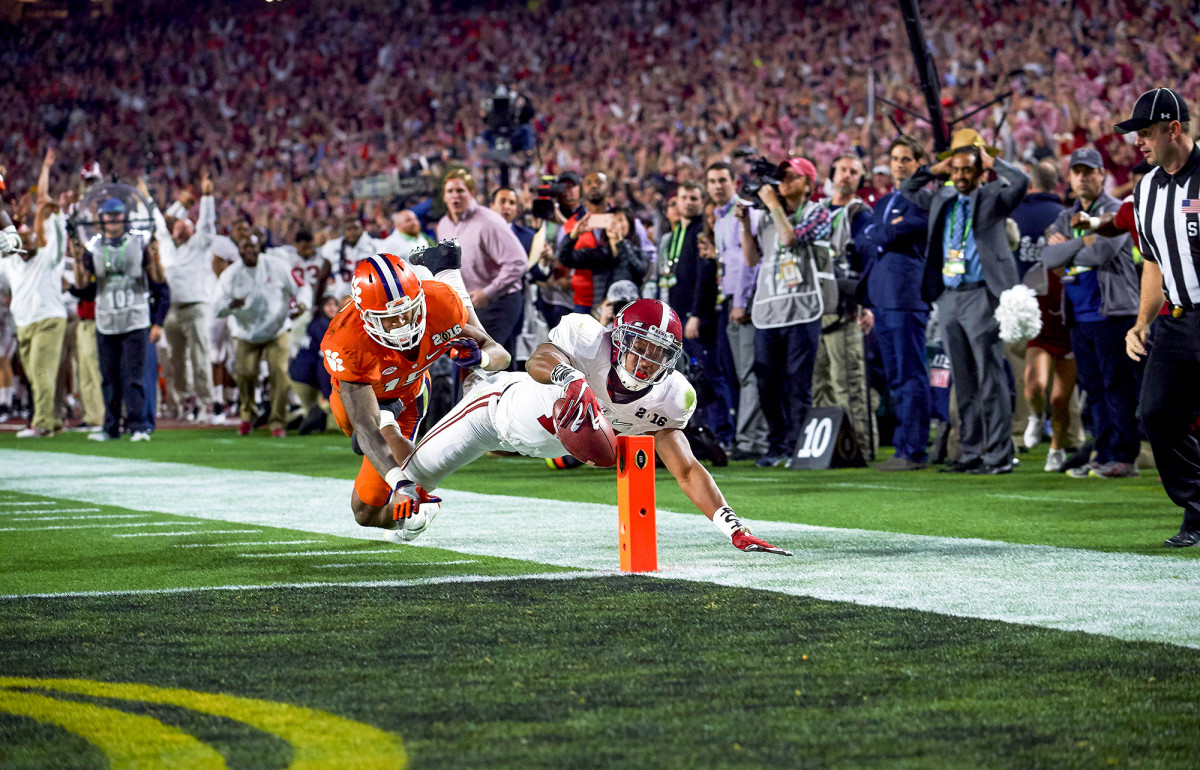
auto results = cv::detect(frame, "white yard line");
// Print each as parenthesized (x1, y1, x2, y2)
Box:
(0, 508, 102, 515)
(0, 571, 604, 601)
(2, 449, 1199, 648)
(240, 549, 405, 558)
(0, 522, 202, 532)
(315, 560, 479, 569)
(11, 514, 150, 522)
(0, 502, 47, 507)
(115, 530, 261, 538)
(174, 540, 321, 548)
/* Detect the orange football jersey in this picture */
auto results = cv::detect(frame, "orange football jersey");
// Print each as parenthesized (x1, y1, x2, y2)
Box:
(320, 280, 469, 404)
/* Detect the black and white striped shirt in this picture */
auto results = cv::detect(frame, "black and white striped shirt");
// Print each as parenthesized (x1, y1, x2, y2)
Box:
(1134, 143, 1200, 308)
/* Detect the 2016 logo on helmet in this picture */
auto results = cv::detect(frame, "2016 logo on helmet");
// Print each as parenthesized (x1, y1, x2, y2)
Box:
(430, 324, 464, 346)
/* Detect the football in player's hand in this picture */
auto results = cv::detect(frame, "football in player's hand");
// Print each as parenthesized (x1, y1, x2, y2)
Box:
(553, 397, 618, 468)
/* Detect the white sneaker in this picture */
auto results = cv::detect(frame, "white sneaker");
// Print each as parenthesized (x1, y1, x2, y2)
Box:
(16, 427, 53, 438)
(131, 431, 151, 442)
(1023, 414, 1043, 449)
(1044, 448, 1067, 472)
(88, 431, 115, 442)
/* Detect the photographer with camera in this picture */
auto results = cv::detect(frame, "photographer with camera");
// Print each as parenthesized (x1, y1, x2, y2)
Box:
(814, 153, 877, 459)
(738, 157, 832, 467)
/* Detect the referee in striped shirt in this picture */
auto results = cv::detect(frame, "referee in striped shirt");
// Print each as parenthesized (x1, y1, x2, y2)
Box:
(1120, 87, 1200, 548)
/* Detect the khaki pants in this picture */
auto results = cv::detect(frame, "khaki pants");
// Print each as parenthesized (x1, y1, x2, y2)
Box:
(16, 317, 66, 432)
(75, 319, 105, 426)
(163, 302, 213, 414)
(234, 332, 291, 431)
(813, 313, 877, 458)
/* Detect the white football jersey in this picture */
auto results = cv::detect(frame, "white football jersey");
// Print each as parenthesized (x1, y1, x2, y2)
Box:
(548, 313, 695, 436)
(268, 245, 330, 293)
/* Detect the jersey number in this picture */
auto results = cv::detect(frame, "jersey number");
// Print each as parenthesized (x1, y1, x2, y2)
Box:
(634, 407, 668, 427)
(795, 417, 833, 459)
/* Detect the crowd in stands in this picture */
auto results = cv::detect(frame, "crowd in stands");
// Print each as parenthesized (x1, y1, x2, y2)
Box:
(0, 0, 1196, 476)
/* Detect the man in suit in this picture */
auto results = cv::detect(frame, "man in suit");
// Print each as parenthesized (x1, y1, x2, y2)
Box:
(856, 136, 932, 470)
(903, 129, 1029, 474)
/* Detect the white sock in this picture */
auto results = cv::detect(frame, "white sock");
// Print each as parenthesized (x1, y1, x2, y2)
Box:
(0, 386, 11, 407)
(711, 506, 744, 539)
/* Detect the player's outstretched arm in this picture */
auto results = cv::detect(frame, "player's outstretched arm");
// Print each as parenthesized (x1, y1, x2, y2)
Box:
(460, 321, 510, 371)
(655, 428, 792, 556)
(526, 342, 570, 383)
(341, 380, 404, 479)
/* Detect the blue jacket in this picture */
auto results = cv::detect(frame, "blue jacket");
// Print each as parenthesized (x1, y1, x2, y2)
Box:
(855, 189, 930, 311)
(1010, 192, 1064, 279)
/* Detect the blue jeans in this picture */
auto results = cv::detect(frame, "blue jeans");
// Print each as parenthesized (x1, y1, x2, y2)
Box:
(96, 327, 148, 437)
(876, 308, 931, 462)
(753, 320, 821, 456)
(144, 340, 158, 431)
(1071, 316, 1139, 464)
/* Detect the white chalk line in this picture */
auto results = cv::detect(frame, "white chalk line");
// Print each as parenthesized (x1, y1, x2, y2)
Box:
(314, 560, 479, 569)
(1, 449, 1198, 649)
(174, 540, 321, 548)
(115, 530, 262, 538)
(11, 514, 151, 522)
(0, 571, 605, 601)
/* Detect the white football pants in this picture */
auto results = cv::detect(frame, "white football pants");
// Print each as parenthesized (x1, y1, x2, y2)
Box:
(401, 371, 566, 491)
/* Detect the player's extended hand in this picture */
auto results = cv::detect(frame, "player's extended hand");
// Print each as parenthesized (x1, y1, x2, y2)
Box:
(390, 481, 421, 521)
(447, 336, 483, 369)
(731, 528, 793, 556)
(560, 378, 601, 433)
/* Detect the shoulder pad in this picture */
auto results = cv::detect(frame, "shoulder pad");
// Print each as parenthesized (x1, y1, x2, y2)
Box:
(408, 239, 462, 274)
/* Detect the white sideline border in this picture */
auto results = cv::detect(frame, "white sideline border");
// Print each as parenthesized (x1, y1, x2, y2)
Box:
(1, 449, 1199, 648)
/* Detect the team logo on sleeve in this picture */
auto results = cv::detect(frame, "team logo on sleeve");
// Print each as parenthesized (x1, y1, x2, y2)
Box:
(323, 349, 345, 372)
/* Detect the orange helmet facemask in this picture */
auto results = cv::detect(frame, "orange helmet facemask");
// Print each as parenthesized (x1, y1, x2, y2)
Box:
(352, 253, 427, 351)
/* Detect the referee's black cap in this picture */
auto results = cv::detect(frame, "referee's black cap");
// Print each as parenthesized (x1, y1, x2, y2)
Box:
(1114, 88, 1190, 134)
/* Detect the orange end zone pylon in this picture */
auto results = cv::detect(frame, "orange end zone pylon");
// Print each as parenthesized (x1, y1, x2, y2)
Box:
(616, 434, 657, 573)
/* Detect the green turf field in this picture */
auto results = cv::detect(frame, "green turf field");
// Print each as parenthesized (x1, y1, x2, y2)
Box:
(1, 429, 1198, 768)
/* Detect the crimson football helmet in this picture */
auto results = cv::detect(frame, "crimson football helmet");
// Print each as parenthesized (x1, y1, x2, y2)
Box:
(352, 253, 426, 350)
(610, 298, 684, 391)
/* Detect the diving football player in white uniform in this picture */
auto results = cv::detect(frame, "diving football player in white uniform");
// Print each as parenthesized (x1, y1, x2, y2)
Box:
(391, 298, 791, 555)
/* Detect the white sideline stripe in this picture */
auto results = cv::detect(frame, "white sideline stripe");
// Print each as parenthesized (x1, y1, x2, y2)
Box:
(12, 514, 150, 522)
(115, 530, 261, 538)
(315, 560, 479, 569)
(240, 549, 408, 558)
(0, 508, 102, 515)
(0, 502, 45, 507)
(0, 571, 603, 600)
(0, 522, 191, 532)
(1, 449, 1198, 648)
(174, 540, 321, 548)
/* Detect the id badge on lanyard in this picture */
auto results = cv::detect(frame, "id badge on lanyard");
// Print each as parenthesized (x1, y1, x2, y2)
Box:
(943, 249, 966, 277)
(778, 251, 803, 289)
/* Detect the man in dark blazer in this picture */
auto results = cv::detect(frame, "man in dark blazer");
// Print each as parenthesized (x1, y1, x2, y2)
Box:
(902, 129, 1029, 474)
(857, 135, 932, 470)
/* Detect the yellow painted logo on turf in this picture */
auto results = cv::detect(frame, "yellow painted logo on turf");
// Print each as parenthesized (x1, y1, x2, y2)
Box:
(0, 677, 406, 768)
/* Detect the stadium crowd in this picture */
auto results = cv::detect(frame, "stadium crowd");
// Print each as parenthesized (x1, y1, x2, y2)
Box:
(0, 0, 1197, 479)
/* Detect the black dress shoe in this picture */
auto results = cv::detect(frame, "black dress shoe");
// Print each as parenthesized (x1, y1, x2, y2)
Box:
(939, 459, 982, 473)
(1164, 529, 1200, 548)
(967, 462, 1014, 475)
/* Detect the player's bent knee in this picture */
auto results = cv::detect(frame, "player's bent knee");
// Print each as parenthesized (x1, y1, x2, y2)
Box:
(351, 491, 387, 528)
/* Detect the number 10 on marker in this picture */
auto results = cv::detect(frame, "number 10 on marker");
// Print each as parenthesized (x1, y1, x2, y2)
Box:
(796, 417, 832, 459)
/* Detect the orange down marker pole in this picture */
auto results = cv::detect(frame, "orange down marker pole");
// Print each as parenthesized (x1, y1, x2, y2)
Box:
(617, 435, 657, 573)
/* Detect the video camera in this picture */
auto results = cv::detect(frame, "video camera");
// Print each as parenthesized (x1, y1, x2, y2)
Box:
(483, 85, 536, 157)
(736, 155, 785, 209)
(531, 176, 568, 221)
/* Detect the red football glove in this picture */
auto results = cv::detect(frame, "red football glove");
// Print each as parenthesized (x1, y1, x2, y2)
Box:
(732, 529, 793, 556)
(447, 337, 483, 369)
(560, 378, 602, 433)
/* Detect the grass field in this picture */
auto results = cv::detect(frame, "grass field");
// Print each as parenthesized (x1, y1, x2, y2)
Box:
(1, 429, 1198, 768)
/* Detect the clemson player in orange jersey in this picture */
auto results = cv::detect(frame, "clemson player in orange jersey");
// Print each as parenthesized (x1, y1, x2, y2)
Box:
(321, 246, 510, 530)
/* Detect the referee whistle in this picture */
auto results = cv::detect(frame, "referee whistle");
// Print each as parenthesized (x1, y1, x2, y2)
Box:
(1172, 306, 1184, 319)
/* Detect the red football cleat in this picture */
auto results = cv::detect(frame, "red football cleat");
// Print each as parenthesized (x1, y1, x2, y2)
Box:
(732, 529, 792, 556)
(237, 421, 252, 436)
